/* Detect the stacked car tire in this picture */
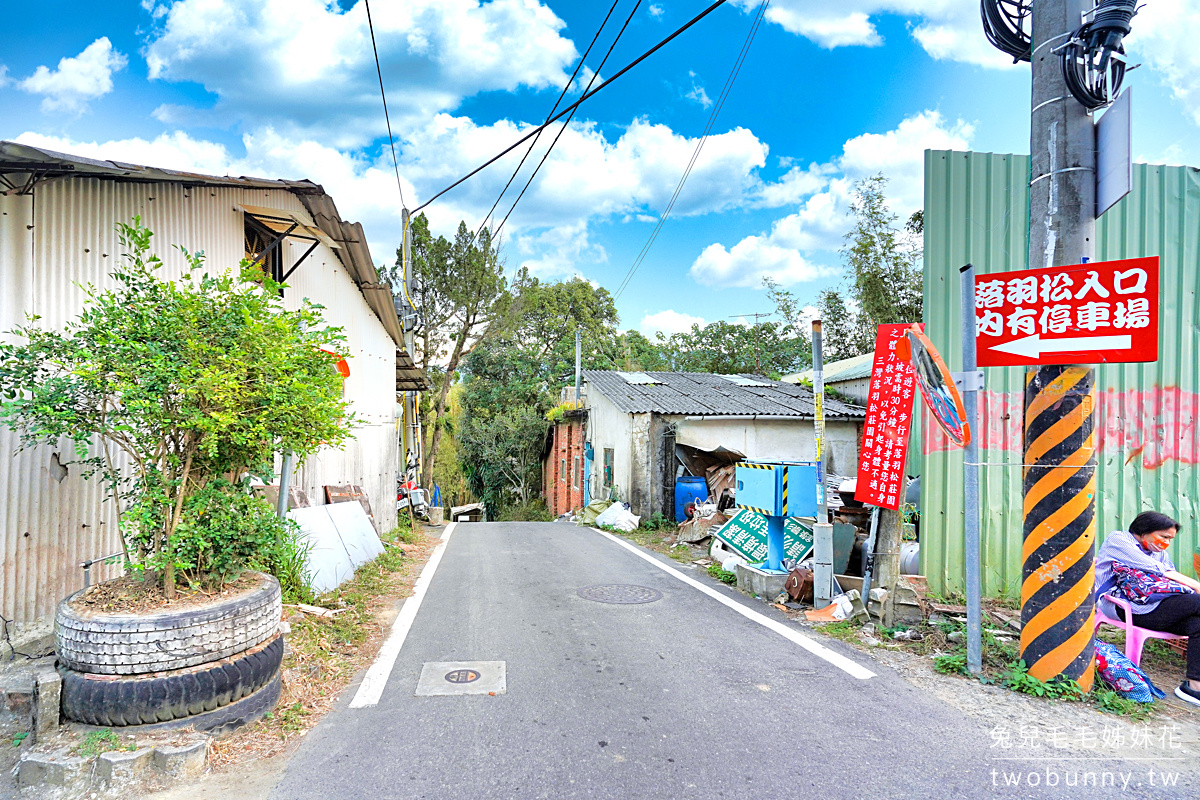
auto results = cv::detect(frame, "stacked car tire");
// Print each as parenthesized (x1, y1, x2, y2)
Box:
(55, 571, 284, 733)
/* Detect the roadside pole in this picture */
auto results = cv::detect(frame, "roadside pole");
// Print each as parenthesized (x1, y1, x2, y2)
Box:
(402, 208, 418, 521)
(1020, 0, 1098, 689)
(811, 319, 834, 607)
(959, 265, 983, 675)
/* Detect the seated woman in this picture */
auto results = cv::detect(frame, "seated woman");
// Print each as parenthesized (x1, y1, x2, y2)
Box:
(1095, 511, 1200, 707)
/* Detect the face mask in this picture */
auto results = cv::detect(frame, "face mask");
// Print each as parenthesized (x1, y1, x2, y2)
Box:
(1143, 532, 1172, 552)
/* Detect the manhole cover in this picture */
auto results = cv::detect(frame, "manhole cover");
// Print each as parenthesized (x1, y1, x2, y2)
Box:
(576, 584, 663, 604)
(445, 669, 480, 684)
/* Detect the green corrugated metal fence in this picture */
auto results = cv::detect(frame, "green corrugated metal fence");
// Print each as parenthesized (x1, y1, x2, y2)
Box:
(920, 150, 1200, 597)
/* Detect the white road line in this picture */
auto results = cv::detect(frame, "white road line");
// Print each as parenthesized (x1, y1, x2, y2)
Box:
(349, 522, 458, 708)
(593, 528, 876, 681)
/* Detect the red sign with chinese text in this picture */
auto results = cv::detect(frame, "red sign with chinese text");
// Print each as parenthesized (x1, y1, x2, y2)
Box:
(856, 324, 920, 510)
(974, 257, 1159, 367)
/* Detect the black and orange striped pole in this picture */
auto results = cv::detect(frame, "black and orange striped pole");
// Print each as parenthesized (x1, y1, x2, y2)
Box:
(1019, 0, 1098, 689)
(1019, 367, 1097, 689)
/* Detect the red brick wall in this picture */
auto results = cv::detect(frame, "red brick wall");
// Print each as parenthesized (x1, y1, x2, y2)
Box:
(544, 416, 586, 516)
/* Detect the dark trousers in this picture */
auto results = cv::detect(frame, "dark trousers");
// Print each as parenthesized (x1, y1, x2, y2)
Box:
(1122, 593, 1200, 681)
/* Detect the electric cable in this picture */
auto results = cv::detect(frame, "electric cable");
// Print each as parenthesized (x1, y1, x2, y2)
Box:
(1058, 0, 1136, 110)
(612, 0, 769, 301)
(364, 0, 405, 209)
(493, 0, 643, 240)
(413, 0, 732, 214)
(980, 0, 1032, 63)
(472, 0, 624, 246)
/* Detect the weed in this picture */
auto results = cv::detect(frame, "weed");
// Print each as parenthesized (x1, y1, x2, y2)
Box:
(706, 564, 737, 585)
(75, 730, 132, 758)
(934, 652, 969, 676)
(391, 511, 420, 544)
(639, 513, 674, 532)
(11, 732, 27, 747)
(817, 619, 863, 643)
(1001, 660, 1084, 700)
(1091, 686, 1156, 720)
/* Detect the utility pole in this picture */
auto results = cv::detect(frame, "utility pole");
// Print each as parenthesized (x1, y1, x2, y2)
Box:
(575, 328, 582, 404)
(728, 312, 771, 374)
(1020, 0, 1098, 690)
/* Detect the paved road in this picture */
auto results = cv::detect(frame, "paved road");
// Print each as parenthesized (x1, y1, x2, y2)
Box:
(269, 522, 1185, 800)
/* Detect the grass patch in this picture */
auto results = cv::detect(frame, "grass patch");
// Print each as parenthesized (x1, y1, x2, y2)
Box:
(817, 619, 863, 643)
(706, 564, 737, 585)
(75, 730, 134, 758)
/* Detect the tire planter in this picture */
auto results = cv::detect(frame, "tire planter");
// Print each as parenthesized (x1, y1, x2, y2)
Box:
(61, 634, 283, 726)
(55, 571, 282, 675)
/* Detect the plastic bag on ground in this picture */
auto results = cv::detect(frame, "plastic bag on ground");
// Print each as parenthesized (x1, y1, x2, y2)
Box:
(595, 502, 640, 532)
(578, 499, 612, 526)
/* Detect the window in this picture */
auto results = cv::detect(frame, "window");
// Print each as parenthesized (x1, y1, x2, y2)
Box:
(560, 457, 566, 483)
(574, 456, 581, 489)
(603, 448, 614, 488)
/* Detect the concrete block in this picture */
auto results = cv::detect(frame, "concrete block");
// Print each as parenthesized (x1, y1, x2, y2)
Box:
(735, 563, 788, 600)
(33, 666, 61, 741)
(15, 749, 89, 791)
(152, 740, 207, 777)
(96, 747, 154, 785)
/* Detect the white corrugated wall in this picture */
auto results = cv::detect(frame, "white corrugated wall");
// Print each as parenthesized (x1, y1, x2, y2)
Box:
(0, 178, 398, 626)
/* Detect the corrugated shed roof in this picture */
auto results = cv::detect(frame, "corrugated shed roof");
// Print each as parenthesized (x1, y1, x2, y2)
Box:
(583, 371, 864, 418)
(0, 140, 428, 390)
(783, 353, 875, 385)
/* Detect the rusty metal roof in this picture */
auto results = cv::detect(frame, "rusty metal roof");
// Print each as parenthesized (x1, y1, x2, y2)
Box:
(0, 140, 428, 392)
(582, 371, 864, 418)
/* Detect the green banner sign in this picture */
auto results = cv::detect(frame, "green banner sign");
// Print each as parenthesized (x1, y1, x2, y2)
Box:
(712, 509, 814, 564)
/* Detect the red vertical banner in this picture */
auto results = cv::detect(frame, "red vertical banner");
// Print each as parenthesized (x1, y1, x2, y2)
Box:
(856, 324, 921, 510)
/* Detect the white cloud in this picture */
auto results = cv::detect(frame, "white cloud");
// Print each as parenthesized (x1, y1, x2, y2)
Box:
(396, 114, 769, 237)
(140, 0, 578, 148)
(511, 222, 606, 278)
(0, 65, 9, 88)
(690, 236, 836, 288)
(685, 71, 712, 108)
(13, 109, 771, 279)
(735, 0, 1018, 68)
(649, 4, 665, 19)
(1129, 1, 1200, 128)
(839, 109, 973, 209)
(639, 309, 705, 336)
(689, 109, 972, 288)
(19, 37, 127, 112)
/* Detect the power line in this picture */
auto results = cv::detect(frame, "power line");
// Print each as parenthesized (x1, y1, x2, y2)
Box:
(473, 0, 623, 244)
(364, 0, 405, 209)
(613, 0, 769, 301)
(493, 0, 643, 240)
(413, 0, 732, 214)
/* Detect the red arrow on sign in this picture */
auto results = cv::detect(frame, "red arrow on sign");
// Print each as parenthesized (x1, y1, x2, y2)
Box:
(989, 333, 1133, 360)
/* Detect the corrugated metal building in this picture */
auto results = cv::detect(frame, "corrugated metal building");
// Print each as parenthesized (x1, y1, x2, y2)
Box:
(782, 353, 875, 404)
(919, 149, 1200, 597)
(0, 142, 426, 630)
(579, 371, 865, 519)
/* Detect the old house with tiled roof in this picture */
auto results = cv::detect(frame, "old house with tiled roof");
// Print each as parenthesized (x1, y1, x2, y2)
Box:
(543, 371, 865, 520)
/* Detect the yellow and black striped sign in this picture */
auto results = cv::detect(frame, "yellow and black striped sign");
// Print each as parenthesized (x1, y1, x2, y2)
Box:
(740, 462, 774, 470)
(1019, 365, 1097, 691)
(735, 504, 773, 515)
(781, 468, 788, 517)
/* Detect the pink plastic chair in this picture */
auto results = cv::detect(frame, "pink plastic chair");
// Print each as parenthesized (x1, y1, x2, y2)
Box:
(1094, 591, 1188, 668)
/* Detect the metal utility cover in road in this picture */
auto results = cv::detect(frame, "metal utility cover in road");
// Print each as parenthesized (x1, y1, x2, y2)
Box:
(974, 256, 1159, 367)
(415, 661, 506, 696)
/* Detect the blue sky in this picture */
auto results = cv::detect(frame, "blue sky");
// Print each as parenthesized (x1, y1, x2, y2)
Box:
(3, 0, 1199, 338)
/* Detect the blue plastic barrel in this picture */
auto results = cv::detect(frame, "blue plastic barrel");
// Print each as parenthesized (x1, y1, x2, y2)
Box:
(674, 477, 709, 522)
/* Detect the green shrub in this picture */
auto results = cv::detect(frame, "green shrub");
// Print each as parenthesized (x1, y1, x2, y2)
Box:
(639, 512, 674, 532)
(0, 219, 351, 597)
(498, 498, 554, 521)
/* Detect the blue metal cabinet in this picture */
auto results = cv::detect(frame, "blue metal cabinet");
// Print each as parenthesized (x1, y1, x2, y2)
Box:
(784, 463, 820, 517)
(734, 463, 784, 516)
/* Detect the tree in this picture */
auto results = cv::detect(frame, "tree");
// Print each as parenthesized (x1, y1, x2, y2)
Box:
(386, 221, 508, 490)
(818, 174, 923, 358)
(458, 406, 547, 517)
(0, 220, 350, 597)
